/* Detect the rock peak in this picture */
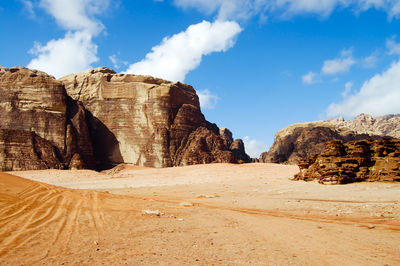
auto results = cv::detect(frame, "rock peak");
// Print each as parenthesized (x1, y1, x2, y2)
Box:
(89, 67, 117, 74)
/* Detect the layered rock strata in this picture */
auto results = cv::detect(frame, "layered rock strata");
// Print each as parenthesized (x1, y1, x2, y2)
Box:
(0, 66, 250, 170)
(0, 129, 62, 171)
(59, 67, 248, 168)
(0, 66, 95, 170)
(260, 114, 399, 164)
(294, 139, 400, 184)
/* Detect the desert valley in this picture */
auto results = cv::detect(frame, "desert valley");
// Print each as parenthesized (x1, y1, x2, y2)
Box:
(0, 65, 399, 265)
(3, 1, 400, 264)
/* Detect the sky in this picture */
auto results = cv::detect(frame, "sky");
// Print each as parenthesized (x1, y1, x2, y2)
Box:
(1, 0, 400, 158)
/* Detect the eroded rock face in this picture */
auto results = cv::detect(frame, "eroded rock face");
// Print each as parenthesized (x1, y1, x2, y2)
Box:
(59, 67, 245, 168)
(230, 139, 251, 163)
(294, 139, 400, 184)
(173, 127, 236, 166)
(0, 66, 95, 170)
(0, 67, 67, 148)
(0, 129, 62, 171)
(260, 114, 399, 164)
(220, 128, 233, 148)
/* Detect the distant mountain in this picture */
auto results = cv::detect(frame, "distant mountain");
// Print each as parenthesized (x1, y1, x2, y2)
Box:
(260, 114, 400, 164)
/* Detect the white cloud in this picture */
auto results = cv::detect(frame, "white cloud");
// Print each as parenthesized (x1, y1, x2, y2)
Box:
(197, 89, 219, 109)
(363, 53, 379, 68)
(387, 36, 400, 55)
(302, 71, 317, 84)
(322, 49, 356, 75)
(342, 81, 353, 97)
(126, 20, 242, 81)
(173, 0, 261, 21)
(243, 136, 267, 158)
(109, 52, 128, 70)
(39, 0, 109, 35)
(172, 0, 400, 21)
(275, 0, 344, 18)
(21, 0, 35, 18)
(27, 31, 98, 78)
(27, 0, 109, 77)
(327, 60, 400, 117)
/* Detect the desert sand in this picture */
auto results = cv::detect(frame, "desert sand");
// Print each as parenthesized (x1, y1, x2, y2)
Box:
(1, 163, 400, 265)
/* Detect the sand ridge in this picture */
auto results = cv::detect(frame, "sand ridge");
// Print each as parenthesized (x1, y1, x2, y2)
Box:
(1, 163, 400, 265)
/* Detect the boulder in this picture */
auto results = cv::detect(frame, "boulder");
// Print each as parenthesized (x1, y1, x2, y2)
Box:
(294, 139, 400, 184)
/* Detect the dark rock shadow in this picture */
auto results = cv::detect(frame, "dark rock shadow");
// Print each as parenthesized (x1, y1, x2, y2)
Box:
(85, 110, 123, 171)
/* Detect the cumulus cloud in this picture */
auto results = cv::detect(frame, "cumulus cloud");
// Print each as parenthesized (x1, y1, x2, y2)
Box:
(39, 0, 109, 34)
(27, 0, 109, 78)
(197, 89, 219, 109)
(322, 49, 356, 75)
(27, 31, 98, 78)
(172, 0, 400, 21)
(126, 20, 242, 81)
(243, 136, 267, 158)
(327, 60, 400, 117)
(302, 71, 317, 84)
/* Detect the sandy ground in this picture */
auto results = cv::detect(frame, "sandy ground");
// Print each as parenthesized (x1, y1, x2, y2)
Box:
(1, 163, 400, 265)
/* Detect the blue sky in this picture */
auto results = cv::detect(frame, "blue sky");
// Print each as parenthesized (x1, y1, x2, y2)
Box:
(1, 0, 400, 157)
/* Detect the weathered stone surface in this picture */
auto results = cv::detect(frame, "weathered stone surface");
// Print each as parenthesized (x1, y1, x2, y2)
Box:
(330, 113, 400, 138)
(59, 67, 245, 168)
(0, 66, 67, 148)
(174, 127, 236, 166)
(294, 139, 400, 184)
(0, 66, 95, 170)
(260, 114, 398, 164)
(0, 129, 62, 171)
(0, 66, 249, 170)
(230, 139, 251, 163)
(220, 127, 233, 148)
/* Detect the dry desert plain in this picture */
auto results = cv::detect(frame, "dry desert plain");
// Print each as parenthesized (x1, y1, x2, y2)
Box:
(1, 163, 400, 265)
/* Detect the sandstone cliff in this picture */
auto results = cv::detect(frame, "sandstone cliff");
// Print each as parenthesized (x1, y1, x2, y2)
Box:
(294, 139, 400, 184)
(0, 66, 250, 170)
(0, 66, 95, 170)
(260, 114, 399, 164)
(59, 67, 248, 169)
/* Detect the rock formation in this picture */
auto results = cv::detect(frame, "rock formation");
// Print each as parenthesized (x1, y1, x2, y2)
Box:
(0, 129, 62, 171)
(59, 67, 247, 169)
(230, 139, 251, 163)
(0, 66, 250, 170)
(260, 114, 399, 164)
(0, 66, 95, 170)
(294, 139, 400, 184)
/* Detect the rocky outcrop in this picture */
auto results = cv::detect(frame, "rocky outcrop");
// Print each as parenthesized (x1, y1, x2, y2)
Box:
(220, 128, 233, 148)
(260, 114, 399, 164)
(59, 67, 248, 169)
(0, 66, 95, 170)
(173, 127, 236, 165)
(294, 139, 400, 184)
(0, 129, 62, 171)
(329, 114, 400, 138)
(230, 139, 251, 163)
(0, 66, 250, 170)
